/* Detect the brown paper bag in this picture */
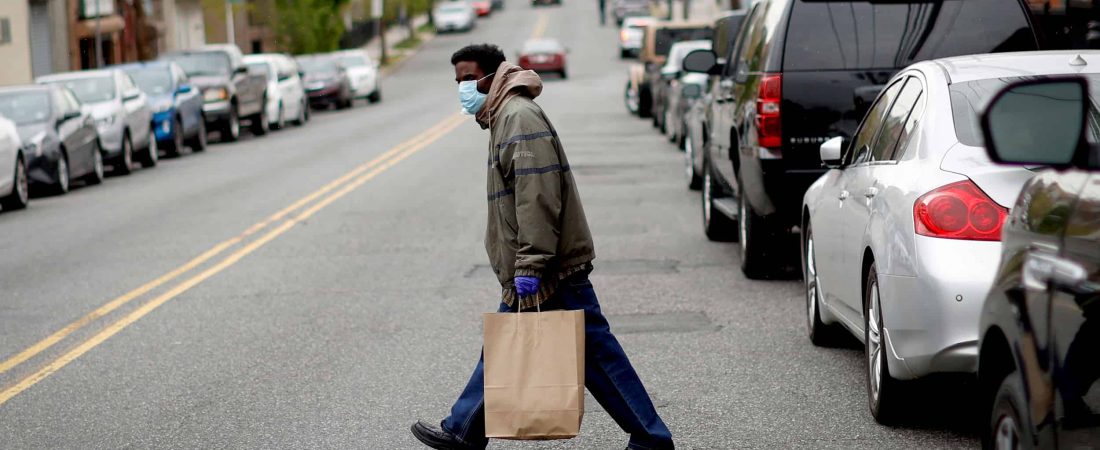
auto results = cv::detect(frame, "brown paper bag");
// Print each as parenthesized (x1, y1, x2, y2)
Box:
(483, 309, 585, 440)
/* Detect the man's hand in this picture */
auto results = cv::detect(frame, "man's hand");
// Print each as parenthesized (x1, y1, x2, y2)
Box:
(514, 276, 540, 298)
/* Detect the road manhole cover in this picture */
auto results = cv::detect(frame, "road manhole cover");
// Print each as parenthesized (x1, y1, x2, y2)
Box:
(608, 311, 715, 334)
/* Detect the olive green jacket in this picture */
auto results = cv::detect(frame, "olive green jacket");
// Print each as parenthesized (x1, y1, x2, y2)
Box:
(479, 64, 595, 309)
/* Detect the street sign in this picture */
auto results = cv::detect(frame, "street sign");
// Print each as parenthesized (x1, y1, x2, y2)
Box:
(371, 0, 384, 19)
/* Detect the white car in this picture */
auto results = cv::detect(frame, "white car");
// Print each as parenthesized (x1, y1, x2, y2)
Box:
(435, 1, 477, 33)
(0, 115, 28, 211)
(329, 50, 381, 103)
(800, 51, 1098, 423)
(243, 53, 310, 129)
(37, 69, 156, 174)
(619, 16, 654, 58)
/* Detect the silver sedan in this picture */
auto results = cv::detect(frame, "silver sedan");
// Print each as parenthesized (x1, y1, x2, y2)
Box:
(800, 51, 1100, 424)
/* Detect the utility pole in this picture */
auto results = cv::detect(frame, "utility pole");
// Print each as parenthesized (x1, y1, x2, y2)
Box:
(94, 0, 104, 67)
(373, 0, 387, 64)
(225, 0, 236, 46)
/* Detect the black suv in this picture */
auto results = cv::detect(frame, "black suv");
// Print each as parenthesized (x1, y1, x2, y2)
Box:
(683, 0, 1039, 278)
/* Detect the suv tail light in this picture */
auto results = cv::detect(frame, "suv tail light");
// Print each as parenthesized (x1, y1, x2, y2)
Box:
(755, 73, 782, 149)
(914, 180, 1007, 241)
(620, 30, 629, 43)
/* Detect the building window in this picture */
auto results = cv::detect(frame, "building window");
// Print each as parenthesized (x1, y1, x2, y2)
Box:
(0, 18, 9, 45)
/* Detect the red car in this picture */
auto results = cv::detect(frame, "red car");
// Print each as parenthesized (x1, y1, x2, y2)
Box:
(472, 0, 492, 16)
(517, 38, 568, 79)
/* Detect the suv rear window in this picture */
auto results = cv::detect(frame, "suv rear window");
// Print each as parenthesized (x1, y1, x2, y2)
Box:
(784, 0, 1036, 71)
(655, 27, 713, 57)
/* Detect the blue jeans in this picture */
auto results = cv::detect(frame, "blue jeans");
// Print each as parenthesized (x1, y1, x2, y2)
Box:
(441, 276, 675, 449)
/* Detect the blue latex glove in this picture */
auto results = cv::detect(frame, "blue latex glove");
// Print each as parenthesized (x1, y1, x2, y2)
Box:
(514, 276, 540, 298)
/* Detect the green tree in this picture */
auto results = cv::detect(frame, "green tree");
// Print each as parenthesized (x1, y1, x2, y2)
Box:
(274, 0, 349, 54)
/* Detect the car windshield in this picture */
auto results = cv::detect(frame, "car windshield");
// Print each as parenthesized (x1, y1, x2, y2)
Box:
(298, 58, 338, 75)
(655, 27, 713, 57)
(247, 62, 274, 80)
(166, 52, 232, 77)
(784, 0, 1037, 71)
(125, 68, 173, 96)
(338, 55, 370, 68)
(950, 73, 1100, 147)
(439, 4, 466, 12)
(523, 40, 562, 54)
(0, 91, 52, 125)
(43, 76, 115, 104)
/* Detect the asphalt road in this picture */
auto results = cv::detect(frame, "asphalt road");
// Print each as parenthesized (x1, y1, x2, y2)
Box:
(0, 1, 980, 448)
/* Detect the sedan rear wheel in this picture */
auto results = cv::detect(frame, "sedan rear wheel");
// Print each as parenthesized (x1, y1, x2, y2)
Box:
(140, 130, 158, 168)
(222, 107, 240, 142)
(1, 157, 29, 210)
(188, 118, 208, 152)
(865, 263, 902, 424)
(803, 223, 838, 346)
(684, 135, 701, 190)
(83, 145, 104, 185)
(165, 117, 184, 156)
(251, 102, 270, 136)
(114, 134, 133, 175)
(53, 154, 70, 195)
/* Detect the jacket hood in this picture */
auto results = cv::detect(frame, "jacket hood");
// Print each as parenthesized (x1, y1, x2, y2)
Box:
(476, 62, 542, 129)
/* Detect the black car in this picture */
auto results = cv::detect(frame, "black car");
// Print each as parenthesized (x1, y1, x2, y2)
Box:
(297, 56, 354, 110)
(682, 0, 1039, 278)
(977, 78, 1100, 449)
(0, 85, 103, 194)
(162, 44, 268, 142)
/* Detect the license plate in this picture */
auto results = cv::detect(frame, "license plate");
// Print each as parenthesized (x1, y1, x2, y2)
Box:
(532, 55, 550, 63)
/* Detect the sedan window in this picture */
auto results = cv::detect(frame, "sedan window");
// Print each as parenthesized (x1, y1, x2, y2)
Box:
(870, 78, 924, 162)
(0, 91, 52, 125)
(848, 78, 904, 165)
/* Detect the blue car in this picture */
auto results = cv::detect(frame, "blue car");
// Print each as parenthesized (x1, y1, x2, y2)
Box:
(116, 61, 206, 156)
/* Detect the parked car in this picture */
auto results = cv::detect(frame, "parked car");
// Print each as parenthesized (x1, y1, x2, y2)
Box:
(0, 85, 102, 194)
(162, 44, 268, 142)
(682, 0, 1039, 278)
(532, 0, 560, 6)
(799, 50, 1097, 423)
(435, 1, 477, 33)
(473, 0, 492, 16)
(243, 54, 310, 130)
(0, 116, 28, 211)
(330, 49, 382, 104)
(624, 21, 712, 118)
(117, 61, 206, 156)
(665, 72, 706, 148)
(653, 40, 710, 135)
(618, 16, 655, 59)
(37, 69, 157, 173)
(297, 56, 354, 110)
(684, 10, 747, 190)
(517, 38, 568, 79)
(612, 0, 650, 26)
(974, 74, 1100, 449)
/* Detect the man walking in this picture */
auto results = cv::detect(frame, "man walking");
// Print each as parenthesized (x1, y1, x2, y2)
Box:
(410, 44, 675, 450)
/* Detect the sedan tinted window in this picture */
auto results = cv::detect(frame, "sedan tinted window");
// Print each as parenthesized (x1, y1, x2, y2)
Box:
(871, 78, 923, 161)
(849, 78, 903, 165)
(784, 0, 1036, 71)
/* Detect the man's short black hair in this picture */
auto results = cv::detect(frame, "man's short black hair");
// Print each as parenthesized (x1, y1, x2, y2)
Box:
(451, 44, 506, 74)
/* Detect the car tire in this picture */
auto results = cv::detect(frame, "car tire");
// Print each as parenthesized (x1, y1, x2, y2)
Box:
(294, 99, 308, 126)
(188, 118, 208, 152)
(222, 106, 241, 142)
(802, 222, 841, 346)
(273, 103, 285, 130)
(114, 134, 133, 175)
(52, 152, 70, 195)
(1, 157, 29, 210)
(620, 49, 629, 59)
(84, 144, 104, 185)
(250, 101, 270, 136)
(559, 70, 568, 79)
(139, 130, 158, 168)
(986, 372, 1030, 450)
(701, 162, 736, 242)
(624, 82, 640, 115)
(738, 178, 774, 279)
(638, 88, 652, 118)
(165, 117, 184, 157)
(368, 88, 382, 104)
(684, 134, 702, 190)
(865, 263, 903, 424)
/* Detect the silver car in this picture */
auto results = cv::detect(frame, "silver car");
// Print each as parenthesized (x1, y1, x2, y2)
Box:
(37, 69, 156, 173)
(800, 51, 1100, 423)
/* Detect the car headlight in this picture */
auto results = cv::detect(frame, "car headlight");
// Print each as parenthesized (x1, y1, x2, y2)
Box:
(95, 115, 116, 127)
(203, 87, 229, 102)
(22, 132, 46, 157)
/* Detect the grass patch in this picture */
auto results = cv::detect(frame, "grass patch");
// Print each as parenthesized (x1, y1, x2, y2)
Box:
(394, 34, 422, 51)
(418, 23, 435, 34)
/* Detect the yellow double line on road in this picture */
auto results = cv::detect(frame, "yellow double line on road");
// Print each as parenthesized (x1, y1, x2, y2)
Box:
(0, 113, 467, 406)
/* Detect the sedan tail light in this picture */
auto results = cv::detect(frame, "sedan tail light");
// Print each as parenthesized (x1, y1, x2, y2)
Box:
(914, 180, 1007, 241)
(755, 73, 782, 149)
(519, 56, 530, 66)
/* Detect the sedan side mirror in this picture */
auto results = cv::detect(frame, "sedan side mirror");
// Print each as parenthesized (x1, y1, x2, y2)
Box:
(981, 77, 1094, 169)
(682, 49, 718, 75)
(56, 110, 81, 127)
(123, 90, 141, 101)
(234, 66, 248, 75)
(177, 84, 193, 94)
(820, 136, 845, 168)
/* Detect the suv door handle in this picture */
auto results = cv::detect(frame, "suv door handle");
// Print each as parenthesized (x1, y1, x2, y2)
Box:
(1024, 253, 1091, 293)
(864, 187, 879, 199)
(838, 190, 850, 201)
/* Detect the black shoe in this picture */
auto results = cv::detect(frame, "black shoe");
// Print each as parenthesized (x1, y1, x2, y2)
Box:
(410, 421, 478, 450)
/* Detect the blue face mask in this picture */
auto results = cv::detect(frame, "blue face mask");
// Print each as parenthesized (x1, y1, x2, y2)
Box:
(458, 73, 493, 115)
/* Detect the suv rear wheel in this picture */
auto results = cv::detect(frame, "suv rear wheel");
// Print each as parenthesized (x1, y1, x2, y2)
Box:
(701, 162, 736, 242)
(738, 178, 772, 278)
(988, 373, 1029, 450)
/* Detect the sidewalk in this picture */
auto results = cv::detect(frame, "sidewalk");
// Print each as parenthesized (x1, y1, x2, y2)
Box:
(363, 14, 432, 63)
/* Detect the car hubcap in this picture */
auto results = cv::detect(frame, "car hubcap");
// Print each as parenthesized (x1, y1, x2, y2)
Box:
(685, 138, 694, 181)
(230, 111, 240, 138)
(94, 152, 103, 179)
(994, 415, 1020, 450)
(805, 235, 818, 333)
(278, 106, 285, 128)
(703, 172, 712, 224)
(868, 282, 883, 405)
(199, 121, 207, 147)
(149, 133, 158, 163)
(15, 161, 27, 203)
(123, 139, 132, 168)
(739, 196, 749, 257)
(58, 158, 68, 192)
